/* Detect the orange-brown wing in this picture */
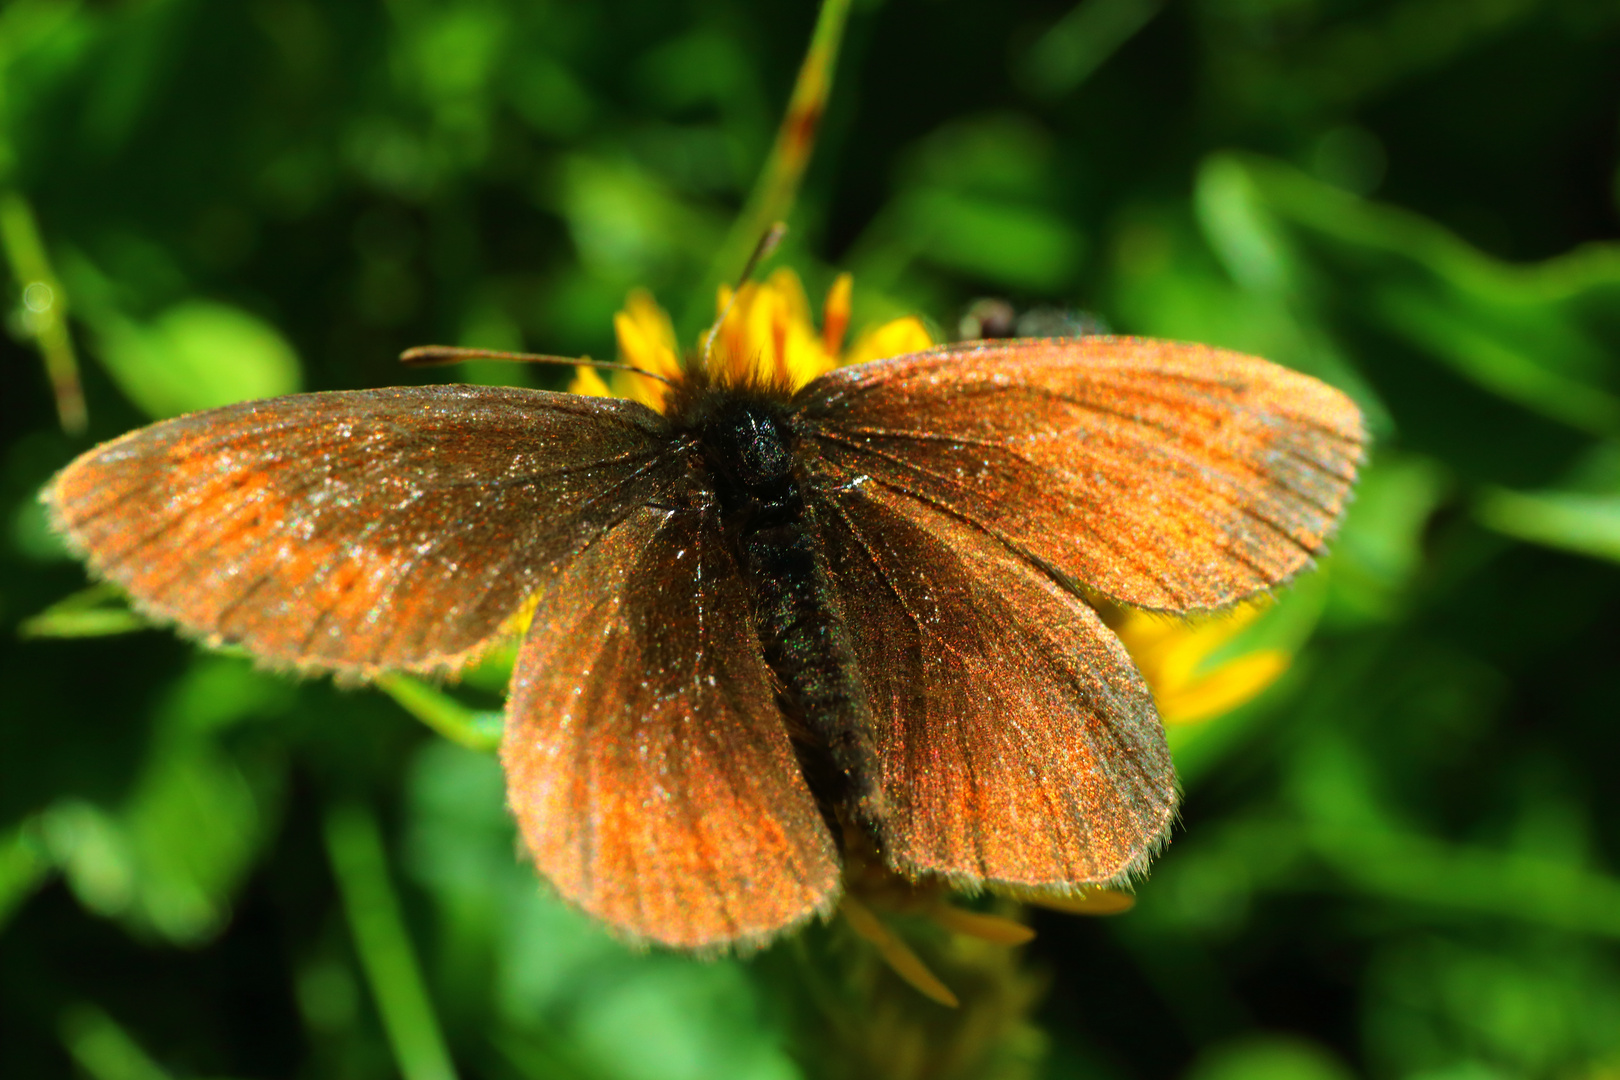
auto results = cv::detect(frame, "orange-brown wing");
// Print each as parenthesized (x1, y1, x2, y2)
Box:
(502, 503, 841, 950)
(45, 386, 680, 674)
(795, 337, 1366, 612)
(807, 477, 1175, 890)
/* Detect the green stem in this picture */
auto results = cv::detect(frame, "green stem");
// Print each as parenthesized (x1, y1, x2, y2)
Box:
(1020, 0, 1164, 98)
(59, 1004, 176, 1080)
(376, 674, 503, 753)
(0, 822, 50, 930)
(684, 0, 854, 328)
(0, 188, 86, 433)
(324, 802, 459, 1080)
(19, 584, 149, 639)
(1311, 823, 1620, 938)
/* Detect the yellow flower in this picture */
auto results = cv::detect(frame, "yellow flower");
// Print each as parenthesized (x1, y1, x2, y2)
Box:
(569, 269, 934, 409)
(1109, 603, 1291, 726)
(567, 288, 682, 411)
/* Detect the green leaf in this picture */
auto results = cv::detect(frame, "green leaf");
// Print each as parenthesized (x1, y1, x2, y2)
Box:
(94, 300, 303, 420)
(59, 1003, 180, 1080)
(1183, 1036, 1356, 1080)
(325, 801, 459, 1080)
(0, 823, 50, 930)
(1476, 488, 1620, 564)
(1324, 453, 1453, 625)
(898, 188, 1084, 292)
(19, 584, 147, 639)
(549, 156, 723, 282)
(1362, 938, 1620, 1076)
(1199, 154, 1620, 437)
(36, 658, 292, 945)
(1018, 0, 1163, 99)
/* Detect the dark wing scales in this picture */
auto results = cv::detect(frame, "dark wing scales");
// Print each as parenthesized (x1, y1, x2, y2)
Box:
(45, 386, 677, 674)
(502, 504, 841, 950)
(796, 337, 1366, 612)
(809, 478, 1176, 890)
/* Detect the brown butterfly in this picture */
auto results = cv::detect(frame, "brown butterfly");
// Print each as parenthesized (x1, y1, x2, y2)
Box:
(44, 336, 1364, 950)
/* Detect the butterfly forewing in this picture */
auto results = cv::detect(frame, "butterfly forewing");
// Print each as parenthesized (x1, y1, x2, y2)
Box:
(46, 386, 679, 674)
(808, 477, 1175, 889)
(502, 503, 841, 950)
(796, 337, 1366, 613)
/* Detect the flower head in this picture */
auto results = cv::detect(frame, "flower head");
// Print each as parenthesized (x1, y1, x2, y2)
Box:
(569, 269, 934, 409)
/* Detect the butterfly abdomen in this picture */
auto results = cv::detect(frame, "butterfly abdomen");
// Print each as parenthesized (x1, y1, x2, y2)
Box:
(688, 390, 885, 826)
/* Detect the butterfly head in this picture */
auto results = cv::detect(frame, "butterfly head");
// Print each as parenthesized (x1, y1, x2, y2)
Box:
(660, 368, 801, 511)
(697, 396, 796, 492)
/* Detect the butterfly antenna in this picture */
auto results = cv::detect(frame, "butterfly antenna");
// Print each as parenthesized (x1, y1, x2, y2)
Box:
(701, 220, 789, 368)
(399, 346, 677, 388)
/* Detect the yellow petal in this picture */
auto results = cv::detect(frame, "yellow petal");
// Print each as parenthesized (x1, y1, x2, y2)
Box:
(928, 903, 1036, 945)
(1112, 603, 1290, 725)
(845, 316, 934, 367)
(1025, 890, 1136, 916)
(743, 282, 787, 383)
(568, 366, 612, 398)
(701, 269, 847, 389)
(1157, 650, 1291, 726)
(613, 290, 682, 411)
(613, 308, 657, 372)
(622, 288, 678, 360)
(765, 266, 812, 329)
(497, 590, 545, 638)
(754, 268, 836, 388)
(709, 282, 758, 385)
(714, 282, 735, 319)
(840, 895, 960, 1008)
(782, 322, 837, 389)
(822, 273, 852, 356)
(1117, 605, 1264, 683)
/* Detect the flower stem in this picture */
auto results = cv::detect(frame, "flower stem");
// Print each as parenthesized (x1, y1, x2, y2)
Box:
(1311, 822, 1620, 937)
(376, 673, 503, 753)
(18, 584, 147, 639)
(324, 801, 459, 1080)
(687, 0, 853, 328)
(58, 1004, 175, 1080)
(0, 188, 86, 433)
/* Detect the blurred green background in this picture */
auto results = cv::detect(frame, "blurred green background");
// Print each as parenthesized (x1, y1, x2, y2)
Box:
(4, 0, 1620, 1077)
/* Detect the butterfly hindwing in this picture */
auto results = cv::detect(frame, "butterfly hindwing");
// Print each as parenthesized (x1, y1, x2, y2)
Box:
(796, 337, 1366, 613)
(502, 502, 842, 950)
(792, 337, 1364, 890)
(45, 386, 679, 674)
(808, 478, 1176, 890)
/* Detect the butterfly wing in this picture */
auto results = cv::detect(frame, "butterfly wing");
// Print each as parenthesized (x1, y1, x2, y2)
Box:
(45, 385, 681, 674)
(795, 337, 1366, 612)
(808, 478, 1174, 889)
(502, 502, 841, 949)
(792, 337, 1364, 888)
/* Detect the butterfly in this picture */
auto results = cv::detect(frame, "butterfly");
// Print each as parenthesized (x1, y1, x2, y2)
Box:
(44, 335, 1364, 950)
